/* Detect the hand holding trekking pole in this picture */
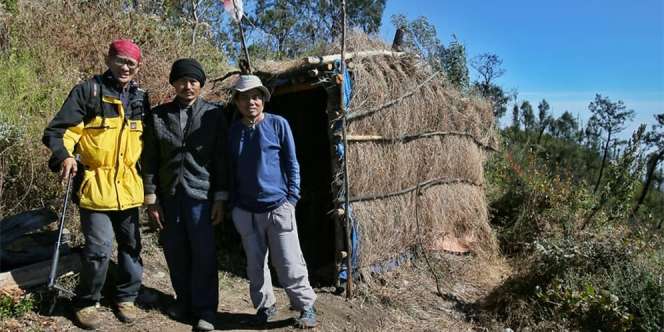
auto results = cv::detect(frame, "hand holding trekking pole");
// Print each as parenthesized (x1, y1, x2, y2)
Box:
(60, 157, 78, 181)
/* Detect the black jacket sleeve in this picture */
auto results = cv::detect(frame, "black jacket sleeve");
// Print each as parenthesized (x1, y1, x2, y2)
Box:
(211, 107, 230, 200)
(141, 107, 160, 201)
(42, 81, 91, 172)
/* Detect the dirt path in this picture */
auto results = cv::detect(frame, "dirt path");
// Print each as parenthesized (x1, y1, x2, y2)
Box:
(2, 232, 508, 331)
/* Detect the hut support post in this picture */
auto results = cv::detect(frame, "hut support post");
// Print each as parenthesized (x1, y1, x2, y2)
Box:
(339, 0, 353, 299)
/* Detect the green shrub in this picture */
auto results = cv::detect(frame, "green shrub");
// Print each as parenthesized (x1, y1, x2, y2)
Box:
(485, 147, 596, 253)
(0, 293, 34, 320)
(483, 234, 663, 331)
(0, 52, 64, 217)
(484, 129, 661, 331)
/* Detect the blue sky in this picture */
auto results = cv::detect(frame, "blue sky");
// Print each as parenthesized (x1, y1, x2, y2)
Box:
(379, 0, 664, 135)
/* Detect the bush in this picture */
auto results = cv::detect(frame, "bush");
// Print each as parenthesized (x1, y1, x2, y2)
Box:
(482, 129, 662, 331)
(485, 146, 596, 254)
(0, 292, 34, 320)
(0, 52, 64, 217)
(10, 0, 230, 104)
(481, 234, 663, 331)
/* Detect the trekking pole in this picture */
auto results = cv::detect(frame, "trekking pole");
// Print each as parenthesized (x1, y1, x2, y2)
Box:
(47, 173, 76, 314)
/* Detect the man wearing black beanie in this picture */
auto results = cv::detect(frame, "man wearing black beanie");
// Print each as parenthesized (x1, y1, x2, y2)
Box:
(169, 58, 207, 87)
(142, 58, 227, 331)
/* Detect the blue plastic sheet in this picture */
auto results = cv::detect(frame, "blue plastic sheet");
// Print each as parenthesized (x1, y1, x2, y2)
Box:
(333, 60, 359, 282)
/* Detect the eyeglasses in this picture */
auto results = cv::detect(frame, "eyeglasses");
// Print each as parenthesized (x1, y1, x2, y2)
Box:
(112, 57, 139, 70)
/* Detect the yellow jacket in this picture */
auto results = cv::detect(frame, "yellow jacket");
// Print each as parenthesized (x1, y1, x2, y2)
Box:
(43, 71, 150, 211)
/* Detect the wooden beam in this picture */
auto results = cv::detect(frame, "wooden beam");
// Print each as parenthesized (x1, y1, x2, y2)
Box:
(346, 134, 385, 141)
(0, 253, 80, 291)
(305, 50, 405, 65)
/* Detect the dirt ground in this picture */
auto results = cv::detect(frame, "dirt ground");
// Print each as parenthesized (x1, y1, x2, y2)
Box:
(1, 227, 509, 332)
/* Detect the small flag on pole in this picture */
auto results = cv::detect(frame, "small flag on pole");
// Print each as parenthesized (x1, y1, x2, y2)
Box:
(223, 0, 243, 22)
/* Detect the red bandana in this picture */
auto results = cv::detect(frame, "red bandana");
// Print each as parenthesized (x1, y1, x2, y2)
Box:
(108, 39, 141, 63)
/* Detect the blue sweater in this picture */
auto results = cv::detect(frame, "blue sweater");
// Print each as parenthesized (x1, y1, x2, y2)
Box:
(229, 113, 300, 213)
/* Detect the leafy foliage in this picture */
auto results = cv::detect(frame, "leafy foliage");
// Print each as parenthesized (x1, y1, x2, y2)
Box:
(471, 53, 509, 119)
(390, 15, 469, 89)
(0, 293, 33, 320)
(215, 0, 386, 61)
(484, 109, 662, 330)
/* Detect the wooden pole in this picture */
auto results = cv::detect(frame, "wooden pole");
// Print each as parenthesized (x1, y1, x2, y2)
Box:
(392, 27, 405, 51)
(233, 0, 252, 74)
(339, 0, 353, 299)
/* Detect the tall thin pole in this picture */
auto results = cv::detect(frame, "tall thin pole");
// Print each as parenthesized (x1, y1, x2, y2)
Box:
(339, 0, 353, 299)
(233, 0, 252, 73)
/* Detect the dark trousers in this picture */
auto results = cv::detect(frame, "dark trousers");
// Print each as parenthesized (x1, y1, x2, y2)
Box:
(77, 208, 143, 306)
(161, 190, 219, 315)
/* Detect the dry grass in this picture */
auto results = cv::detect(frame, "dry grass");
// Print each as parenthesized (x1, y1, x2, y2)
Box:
(324, 30, 393, 54)
(12, 0, 229, 105)
(352, 184, 498, 268)
(348, 136, 486, 195)
(341, 46, 498, 266)
(354, 250, 511, 331)
(346, 54, 496, 145)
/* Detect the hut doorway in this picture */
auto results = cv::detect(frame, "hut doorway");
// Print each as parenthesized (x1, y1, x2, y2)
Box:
(266, 87, 336, 282)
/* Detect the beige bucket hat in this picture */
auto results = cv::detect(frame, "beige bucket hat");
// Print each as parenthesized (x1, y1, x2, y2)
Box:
(231, 75, 271, 102)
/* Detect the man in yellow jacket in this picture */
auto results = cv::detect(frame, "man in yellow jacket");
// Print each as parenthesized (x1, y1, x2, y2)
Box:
(42, 39, 150, 330)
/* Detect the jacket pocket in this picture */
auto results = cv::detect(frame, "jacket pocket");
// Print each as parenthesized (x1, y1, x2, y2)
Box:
(79, 116, 119, 168)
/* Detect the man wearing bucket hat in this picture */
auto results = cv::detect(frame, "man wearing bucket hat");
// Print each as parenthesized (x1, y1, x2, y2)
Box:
(229, 75, 318, 329)
(42, 39, 149, 329)
(142, 58, 228, 331)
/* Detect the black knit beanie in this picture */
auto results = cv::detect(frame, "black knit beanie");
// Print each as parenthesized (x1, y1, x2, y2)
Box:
(169, 58, 206, 87)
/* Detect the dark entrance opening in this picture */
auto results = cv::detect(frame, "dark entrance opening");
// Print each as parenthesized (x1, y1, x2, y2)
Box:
(266, 87, 335, 283)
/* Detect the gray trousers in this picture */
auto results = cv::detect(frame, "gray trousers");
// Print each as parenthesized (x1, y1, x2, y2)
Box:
(77, 208, 143, 306)
(232, 202, 316, 311)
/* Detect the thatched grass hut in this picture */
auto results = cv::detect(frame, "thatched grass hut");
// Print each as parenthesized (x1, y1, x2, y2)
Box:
(209, 35, 499, 284)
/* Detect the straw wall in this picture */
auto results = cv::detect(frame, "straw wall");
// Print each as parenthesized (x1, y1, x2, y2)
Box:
(344, 53, 499, 270)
